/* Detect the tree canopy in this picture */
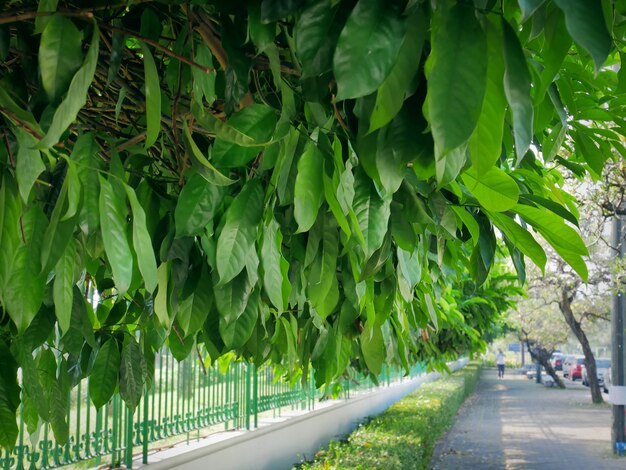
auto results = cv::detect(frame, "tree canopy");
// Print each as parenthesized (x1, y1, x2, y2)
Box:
(0, 0, 624, 449)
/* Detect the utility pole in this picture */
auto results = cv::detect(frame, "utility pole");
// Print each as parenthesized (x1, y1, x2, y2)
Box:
(611, 212, 626, 453)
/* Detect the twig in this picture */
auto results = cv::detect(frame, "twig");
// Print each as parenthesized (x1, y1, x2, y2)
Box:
(189, 9, 228, 70)
(99, 24, 215, 75)
(3, 131, 14, 168)
(116, 131, 147, 153)
(331, 95, 350, 134)
(196, 344, 207, 376)
(0, 0, 156, 25)
(0, 107, 43, 141)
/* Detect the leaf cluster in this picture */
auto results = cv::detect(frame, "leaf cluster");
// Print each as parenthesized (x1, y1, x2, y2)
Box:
(0, 0, 624, 449)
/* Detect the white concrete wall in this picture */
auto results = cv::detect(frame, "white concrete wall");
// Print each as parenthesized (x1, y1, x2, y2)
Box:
(143, 359, 467, 470)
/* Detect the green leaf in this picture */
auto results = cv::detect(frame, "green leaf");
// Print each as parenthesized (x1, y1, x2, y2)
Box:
(249, 1, 276, 51)
(519, 194, 579, 227)
(212, 104, 277, 168)
(4, 206, 47, 333)
(15, 344, 49, 421)
(486, 210, 547, 272)
(360, 323, 384, 376)
(308, 215, 340, 319)
(369, 8, 426, 133)
(154, 263, 170, 327)
(177, 277, 213, 337)
(40, 179, 75, 274)
(99, 176, 133, 294)
(468, 21, 506, 176)
(34, 0, 59, 34)
(0, 340, 19, 450)
(0, 89, 43, 135)
(294, 141, 324, 233)
(15, 128, 45, 203)
(192, 103, 265, 147)
(554, 0, 612, 72)
(124, 184, 158, 293)
(22, 307, 55, 352)
(220, 288, 260, 350)
(518, 0, 545, 21)
(294, 0, 344, 78)
(397, 247, 421, 289)
(53, 238, 76, 334)
(333, 0, 406, 100)
(183, 123, 236, 186)
(89, 339, 120, 409)
(536, 9, 571, 103)
(426, 3, 487, 155)
(0, 177, 21, 303)
(140, 42, 161, 148)
(513, 204, 588, 256)
(513, 204, 588, 280)
(375, 109, 423, 194)
(450, 206, 480, 247)
(353, 169, 391, 257)
(502, 20, 533, 164)
(71, 133, 101, 234)
(192, 44, 217, 104)
(119, 339, 146, 410)
(462, 166, 519, 212)
(216, 180, 264, 284)
(574, 130, 606, 177)
(61, 286, 95, 355)
(38, 24, 99, 149)
(423, 293, 439, 331)
(39, 14, 83, 103)
(260, 0, 305, 22)
(260, 217, 291, 312)
(175, 172, 223, 238)
(39, 350, 69, 445)
(215, 268, 254, 320)
(62, 161, 81, 221)
(322, 160, 351, 237)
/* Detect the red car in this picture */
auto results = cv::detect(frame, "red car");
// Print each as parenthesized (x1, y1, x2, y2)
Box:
(568, 357, 585, 381)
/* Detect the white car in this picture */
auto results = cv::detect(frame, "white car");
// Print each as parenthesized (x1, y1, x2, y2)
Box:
(581, 358, 611, 387)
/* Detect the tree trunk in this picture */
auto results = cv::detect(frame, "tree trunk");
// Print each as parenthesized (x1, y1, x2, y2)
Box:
(525, 342, 566, 388)
(560, 288, 604, 404)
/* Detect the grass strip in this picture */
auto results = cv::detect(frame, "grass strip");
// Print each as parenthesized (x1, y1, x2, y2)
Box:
(296, 362, 482, 470)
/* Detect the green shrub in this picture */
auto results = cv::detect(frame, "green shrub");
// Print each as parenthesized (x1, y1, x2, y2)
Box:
(297, 363, 482, 470)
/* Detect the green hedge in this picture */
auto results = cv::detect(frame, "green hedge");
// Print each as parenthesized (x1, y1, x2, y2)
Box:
(296, 362, 482, 470)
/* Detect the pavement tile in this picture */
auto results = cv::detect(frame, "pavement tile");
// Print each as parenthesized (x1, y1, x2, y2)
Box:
(430, 368, 625, 469)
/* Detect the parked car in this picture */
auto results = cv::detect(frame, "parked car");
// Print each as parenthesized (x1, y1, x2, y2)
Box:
(551, 353, 564, 371)
(562, 355, 579, 378)
(568, 357, 585, 381)
(582, 358, 611, 386)
(518, 364, 535, 375)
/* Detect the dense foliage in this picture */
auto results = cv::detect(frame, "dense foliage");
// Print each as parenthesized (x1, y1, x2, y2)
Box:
(298, 362, 482, 469)
(0, 0, 623, 448)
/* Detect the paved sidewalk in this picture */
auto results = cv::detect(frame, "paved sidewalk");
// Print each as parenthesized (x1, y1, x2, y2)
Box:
(430, 368, 624, 469)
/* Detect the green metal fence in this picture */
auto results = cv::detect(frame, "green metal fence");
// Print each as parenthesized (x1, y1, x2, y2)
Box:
(1, 348, 424, 470)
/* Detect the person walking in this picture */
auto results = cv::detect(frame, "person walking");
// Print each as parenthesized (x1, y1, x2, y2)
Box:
(496, 349, 506, 378)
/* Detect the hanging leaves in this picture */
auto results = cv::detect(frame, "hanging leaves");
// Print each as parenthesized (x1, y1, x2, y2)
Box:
(426, 3, 487, 156)
(216, 180, 264, 284)
(502, 21, 533, 164)
(0, 0, 620, 447)
(38, 23, 99, 149)
(99, 176, 133, 295)
(89, 339, 121, 409)
(333, 0, 406, 100)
